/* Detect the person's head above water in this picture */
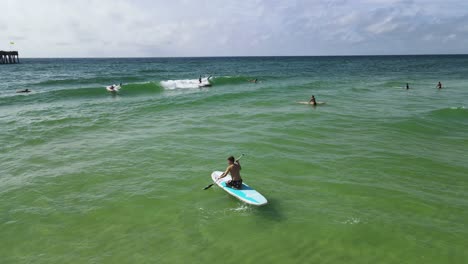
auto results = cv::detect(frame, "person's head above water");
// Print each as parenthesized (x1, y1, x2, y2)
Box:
(227, 156, 235, 164)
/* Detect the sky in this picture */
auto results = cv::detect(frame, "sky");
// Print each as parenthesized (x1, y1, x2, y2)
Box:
(1, 0, 468, 57)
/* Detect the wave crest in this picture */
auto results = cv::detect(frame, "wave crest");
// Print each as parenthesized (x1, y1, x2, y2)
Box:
(160, 78, 211, 89)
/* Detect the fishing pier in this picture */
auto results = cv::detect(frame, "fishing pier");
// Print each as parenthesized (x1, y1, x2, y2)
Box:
(0, 51, 20, 64)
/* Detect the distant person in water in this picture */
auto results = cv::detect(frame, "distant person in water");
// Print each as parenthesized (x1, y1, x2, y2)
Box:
(217, 156, 243, 189)
(437, 81, 442, 89)
(249, 79, 258, 83)
(199, 75, 202, 84)
(17, 89, 30, 93)
(309, 95, 317, 106)
(406, 83, 409, 90)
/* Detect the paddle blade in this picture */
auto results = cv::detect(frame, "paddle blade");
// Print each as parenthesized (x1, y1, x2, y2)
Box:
(203, 183, 214, 190)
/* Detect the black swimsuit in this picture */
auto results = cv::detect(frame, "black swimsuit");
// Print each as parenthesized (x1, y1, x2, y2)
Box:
(227, 179, 243, 189)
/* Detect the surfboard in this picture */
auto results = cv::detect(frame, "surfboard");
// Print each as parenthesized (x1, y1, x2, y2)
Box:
(211, 171, 268, 206)
(16, 90, 31, 93)
(106, 85, 121, 92)
(198, 83, 212, 87)
(297, 101, 325, 105)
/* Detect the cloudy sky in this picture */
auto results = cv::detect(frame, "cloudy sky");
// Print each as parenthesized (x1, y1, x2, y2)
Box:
(1, 0, 468, 57)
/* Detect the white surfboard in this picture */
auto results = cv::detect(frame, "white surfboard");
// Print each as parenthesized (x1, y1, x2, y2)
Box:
(106, 84, 121, 92)
(211, 171, 268, 206)
(297, 101, 325, 105)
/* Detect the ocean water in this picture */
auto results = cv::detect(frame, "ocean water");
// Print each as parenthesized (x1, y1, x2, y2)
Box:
(1, 56, 467, 263)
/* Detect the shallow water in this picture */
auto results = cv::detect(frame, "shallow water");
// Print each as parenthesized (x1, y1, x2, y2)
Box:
(1, 56, 467, 263)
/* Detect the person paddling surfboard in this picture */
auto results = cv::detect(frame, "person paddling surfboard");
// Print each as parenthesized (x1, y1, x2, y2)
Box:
(309, 95, 317, 106)
(216, 156, 243, 189)
(16, 89, 31, 93)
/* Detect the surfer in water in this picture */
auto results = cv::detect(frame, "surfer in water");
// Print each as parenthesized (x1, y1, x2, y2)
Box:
(437, 81, 442, 89)
(217, 156, 243, 189)
(309, 95, 317, 106)
(16, 89, 31, 93)
(199, 75, 202, 84)
(406, 83, 409, 90)
(249, 79, 258, 83)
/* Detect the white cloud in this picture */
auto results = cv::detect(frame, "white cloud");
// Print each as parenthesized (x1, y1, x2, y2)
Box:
(366, 16, 399, 34)
(443, 34, 457, 42)
(1, 0, 468, 57)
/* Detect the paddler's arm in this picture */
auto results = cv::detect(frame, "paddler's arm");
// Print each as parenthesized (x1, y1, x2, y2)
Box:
(218, 165, 232, 179)
(235, 160, 241, 170)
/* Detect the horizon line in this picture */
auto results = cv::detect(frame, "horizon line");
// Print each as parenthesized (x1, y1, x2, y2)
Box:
(14, 53, 468, 59)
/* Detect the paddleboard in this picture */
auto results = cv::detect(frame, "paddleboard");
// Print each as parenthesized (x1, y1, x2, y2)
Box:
(16, 89, 31, 93)
(297, 101, 325, 105)
(198, 83, 212, 87)
(211, 171, 267, 206)
(106, 85, 121, 92)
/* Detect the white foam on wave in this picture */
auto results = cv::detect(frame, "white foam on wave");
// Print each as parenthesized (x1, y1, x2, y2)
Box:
(342, 217, 362, 225)
(160, 78, 210, 90)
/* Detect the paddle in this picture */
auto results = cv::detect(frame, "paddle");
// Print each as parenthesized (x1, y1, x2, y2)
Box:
(203, 154, 244, 190)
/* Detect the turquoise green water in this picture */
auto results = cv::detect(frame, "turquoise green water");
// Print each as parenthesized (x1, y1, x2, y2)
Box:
(1, 56, 467, 263)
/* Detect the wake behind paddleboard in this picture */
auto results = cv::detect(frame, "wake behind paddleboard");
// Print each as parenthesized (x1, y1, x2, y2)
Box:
(211, 171, 267, 206)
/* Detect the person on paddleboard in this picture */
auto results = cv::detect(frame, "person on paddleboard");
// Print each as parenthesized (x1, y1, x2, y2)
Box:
(217, 156, 243, 189)
(309, 95, 317, 106)
(17, 89, 31, 93)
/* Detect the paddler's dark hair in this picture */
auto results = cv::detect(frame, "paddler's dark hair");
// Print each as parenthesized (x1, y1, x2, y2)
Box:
(227, 156, 235, 163)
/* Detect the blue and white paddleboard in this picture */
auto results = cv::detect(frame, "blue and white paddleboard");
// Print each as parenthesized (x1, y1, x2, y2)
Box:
(211, 171, 268, 206)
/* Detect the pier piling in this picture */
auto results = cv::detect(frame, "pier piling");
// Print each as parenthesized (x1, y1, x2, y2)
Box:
(0, 51, 20, 64)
